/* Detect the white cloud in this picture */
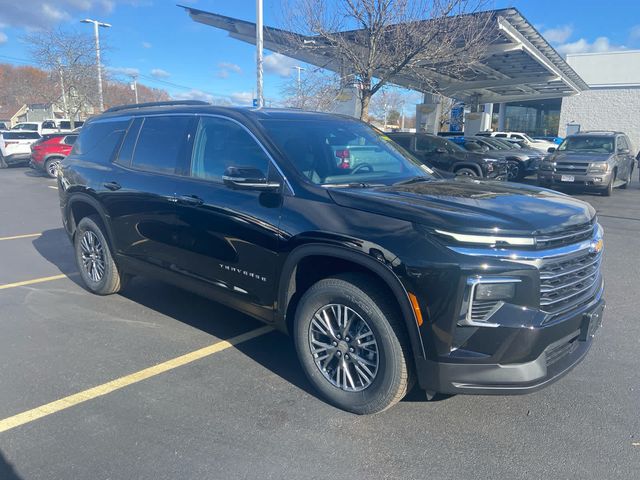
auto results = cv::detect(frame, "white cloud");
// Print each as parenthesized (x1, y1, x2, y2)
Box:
(0, 32, 7, 45)
(150, 68, 170, 79)
(263, 53, 297, 77)
(0, 1, 142, 30)
(107, 66, 140, 77)
(218, 62, 242, 74)
(230, 91, 253, 105)
(142, 41, 152, 49)
(173, 89, 215, 103)
(556, 36, 625, 55)
(542, 25, 573, 44)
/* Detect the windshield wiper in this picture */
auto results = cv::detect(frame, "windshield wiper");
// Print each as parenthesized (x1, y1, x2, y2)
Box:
(323, 182, 384, 188)
(393, 176, 433, 186)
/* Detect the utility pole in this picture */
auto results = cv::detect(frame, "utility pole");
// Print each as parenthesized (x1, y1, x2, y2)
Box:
(293, 65, 305, 106)
(256, 0, 264, 108)
(81, 18, 111, 112)
(131, 75, 139, 104)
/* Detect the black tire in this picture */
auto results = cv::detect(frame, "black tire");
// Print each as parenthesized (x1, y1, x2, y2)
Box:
(44, 157, 62, 178)
(455, 167, 480, 178)
(507, 160, 524, 181)
(621, 165, 633, 189)
(74, 215, 126, 295)
(602, 171, 615, 196)
(293, 273, 412, 414)
(0, 156, 7, 169)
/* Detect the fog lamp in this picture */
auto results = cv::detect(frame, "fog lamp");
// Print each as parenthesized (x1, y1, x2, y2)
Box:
(474, 282, 516, 301)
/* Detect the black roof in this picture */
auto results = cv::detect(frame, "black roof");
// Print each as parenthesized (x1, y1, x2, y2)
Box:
(573, 131, 624, 137)
(98, 101, 355, 123)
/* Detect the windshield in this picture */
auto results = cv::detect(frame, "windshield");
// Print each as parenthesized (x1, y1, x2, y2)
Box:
(489, 138, 519, 150)
(261, 118, 434, 186)
(476, 137, 506, 150)
(12, 123, 38, 131)
(558, 136, 614, 154)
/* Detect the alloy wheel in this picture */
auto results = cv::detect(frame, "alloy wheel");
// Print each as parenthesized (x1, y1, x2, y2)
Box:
(308, 304, 379, 392)
(507, 162, 520, 180)
(47, 159, 61, 177)
(80, 230, 106, 282)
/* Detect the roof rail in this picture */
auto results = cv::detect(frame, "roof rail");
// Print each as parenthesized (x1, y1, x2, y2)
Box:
(103, 100, 210, 114)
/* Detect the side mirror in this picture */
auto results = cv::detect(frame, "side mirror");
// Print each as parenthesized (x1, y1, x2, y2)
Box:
(618, 148, 630, 154)
(547, 147, 556, 153)
(435, 148, 446, 154)
(222, 166, 280, 191)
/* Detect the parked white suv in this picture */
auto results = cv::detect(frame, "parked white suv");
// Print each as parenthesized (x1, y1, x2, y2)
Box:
(0, 130, 42, 168)
(11, 119, 83, 136)
(476, 131, 556, 152)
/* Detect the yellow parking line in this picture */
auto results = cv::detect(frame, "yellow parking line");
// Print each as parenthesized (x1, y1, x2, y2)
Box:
(0, 326, 273, 434)
(0, 233, 42, 241)
(0, 274, 68, 290)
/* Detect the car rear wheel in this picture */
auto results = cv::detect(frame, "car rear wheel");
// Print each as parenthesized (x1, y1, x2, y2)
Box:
(74, 215, 127, 295)
(45, 157, 62, 178)
(455, 167, 479, 178)
(293, 273, 412, 414)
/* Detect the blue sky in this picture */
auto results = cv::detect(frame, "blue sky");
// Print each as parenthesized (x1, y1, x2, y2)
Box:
(1, 0, 640, 105)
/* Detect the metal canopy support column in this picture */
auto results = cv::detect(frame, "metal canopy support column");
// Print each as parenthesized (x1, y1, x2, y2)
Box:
(416, 93, 442, 134)
(498, 103, 506, 131)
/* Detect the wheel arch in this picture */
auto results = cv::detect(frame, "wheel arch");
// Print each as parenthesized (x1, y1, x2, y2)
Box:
(66, 193, 116, 250)
(277, 243, 426, 360)
(452, 162, 482, 176)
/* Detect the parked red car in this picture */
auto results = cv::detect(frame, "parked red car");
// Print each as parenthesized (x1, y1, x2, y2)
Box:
(30, 134, 77, 178)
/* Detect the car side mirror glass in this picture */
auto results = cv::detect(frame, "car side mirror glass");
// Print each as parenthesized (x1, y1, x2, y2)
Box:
(547, 147, 556, 153)
(222, 166, 280, 191)
(618, 148, 630, 154)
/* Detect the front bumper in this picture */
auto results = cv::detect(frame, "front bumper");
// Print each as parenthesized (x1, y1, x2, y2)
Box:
(538, 171, 613, 188)
(415, 285, 604, 395)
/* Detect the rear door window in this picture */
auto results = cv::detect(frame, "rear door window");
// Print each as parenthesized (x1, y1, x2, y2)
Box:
(131, 116, 194, 175)
(2, 131, 41, 140)
(72, 120, 129, 160)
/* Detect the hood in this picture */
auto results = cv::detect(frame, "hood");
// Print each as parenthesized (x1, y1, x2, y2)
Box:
(328, 178, 595, 235)
(458, 150, 505, 163)
(552, 151, 611, 163)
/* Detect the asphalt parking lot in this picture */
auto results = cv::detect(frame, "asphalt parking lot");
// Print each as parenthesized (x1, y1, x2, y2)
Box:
(0, 166, 639, 479)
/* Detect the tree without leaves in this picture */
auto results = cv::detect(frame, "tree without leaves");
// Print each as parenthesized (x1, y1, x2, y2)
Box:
(279, 69, 341, 111)
(25, 28, 101, 126)
(283, 0, 494, 121)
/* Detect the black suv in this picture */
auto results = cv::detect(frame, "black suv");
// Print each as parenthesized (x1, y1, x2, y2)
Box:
(58, 101, 605, 414)
(388, 132, 507, 179)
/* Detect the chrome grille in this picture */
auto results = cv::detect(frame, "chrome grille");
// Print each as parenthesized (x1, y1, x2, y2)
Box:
(554, 162, 588, 174)
(536, 224, 594, 249)
(539, 249, 602, 317)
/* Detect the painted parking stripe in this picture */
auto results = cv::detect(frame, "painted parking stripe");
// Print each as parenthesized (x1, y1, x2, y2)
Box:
(0, 233, 42, 241)
(0, 274, 68, 290)
(0, 325, 273, 434)
(48, 185, 57, 190)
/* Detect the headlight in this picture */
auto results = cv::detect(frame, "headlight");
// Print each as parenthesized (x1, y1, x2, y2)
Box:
(460, 277, 521, 327)
(483, 158, 498, 172)
(539, 161, 555, 171)
(588, 163, 608, 174)
(435, 229, 535, 247)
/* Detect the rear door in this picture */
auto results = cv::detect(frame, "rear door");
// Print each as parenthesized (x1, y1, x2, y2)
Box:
(99, 115, 197, 268)
(616, 136, 633, 180)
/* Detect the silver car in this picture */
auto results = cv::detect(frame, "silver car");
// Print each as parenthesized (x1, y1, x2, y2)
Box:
(538, 131, 635, 196)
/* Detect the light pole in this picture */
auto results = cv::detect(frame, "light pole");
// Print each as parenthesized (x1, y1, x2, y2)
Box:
(130, 75, 139, 104)
(256, 0, 264, 108)
(293, 65, 305, 106)
(81, 18, 111, 112)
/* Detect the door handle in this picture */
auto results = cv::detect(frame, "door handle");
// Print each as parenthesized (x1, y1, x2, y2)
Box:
(104, 181, 121, 191)
(177, 194, 204, 206)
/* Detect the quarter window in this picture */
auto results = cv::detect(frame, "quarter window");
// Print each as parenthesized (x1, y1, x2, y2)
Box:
(190, 116, 270, 182)
(131, 116, 193, 175)
(71, 120, 129, 159)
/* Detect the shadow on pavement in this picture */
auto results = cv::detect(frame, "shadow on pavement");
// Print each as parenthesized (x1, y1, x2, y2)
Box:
(31, 228, 81, 285)
(0, 451, 22, 480)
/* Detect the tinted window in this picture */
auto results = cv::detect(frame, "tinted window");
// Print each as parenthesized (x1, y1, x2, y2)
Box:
(495, 133, 508, 138)
(63, 135, 78, 145)
(190, 117, 270, 182)
(12, 123, 38, 131)
(391, 136, 412, 149)
(261, 118, 430, 185)
(131, 116, 193, 175)
(417, 135, 462, 153)
(72, 120, 129, 159)
(2, 131, 40, 140)
(42, 121, 56, 129)
(116, 118, 143, 167)
(618, 136, 629, 151)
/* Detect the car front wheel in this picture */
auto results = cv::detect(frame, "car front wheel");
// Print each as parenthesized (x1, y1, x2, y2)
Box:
(45, 157, 62, 178)
(293, 273, 412, 414)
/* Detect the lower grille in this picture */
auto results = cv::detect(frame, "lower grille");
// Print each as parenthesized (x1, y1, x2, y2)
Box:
(546, 335, 579, 366)
(470, 299, 500, 322)
(539, 249, 602, 317)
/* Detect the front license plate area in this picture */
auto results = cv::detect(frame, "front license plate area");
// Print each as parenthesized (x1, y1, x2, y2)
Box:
(580, 303, 604, 340)
(561, 175, 575, 182)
